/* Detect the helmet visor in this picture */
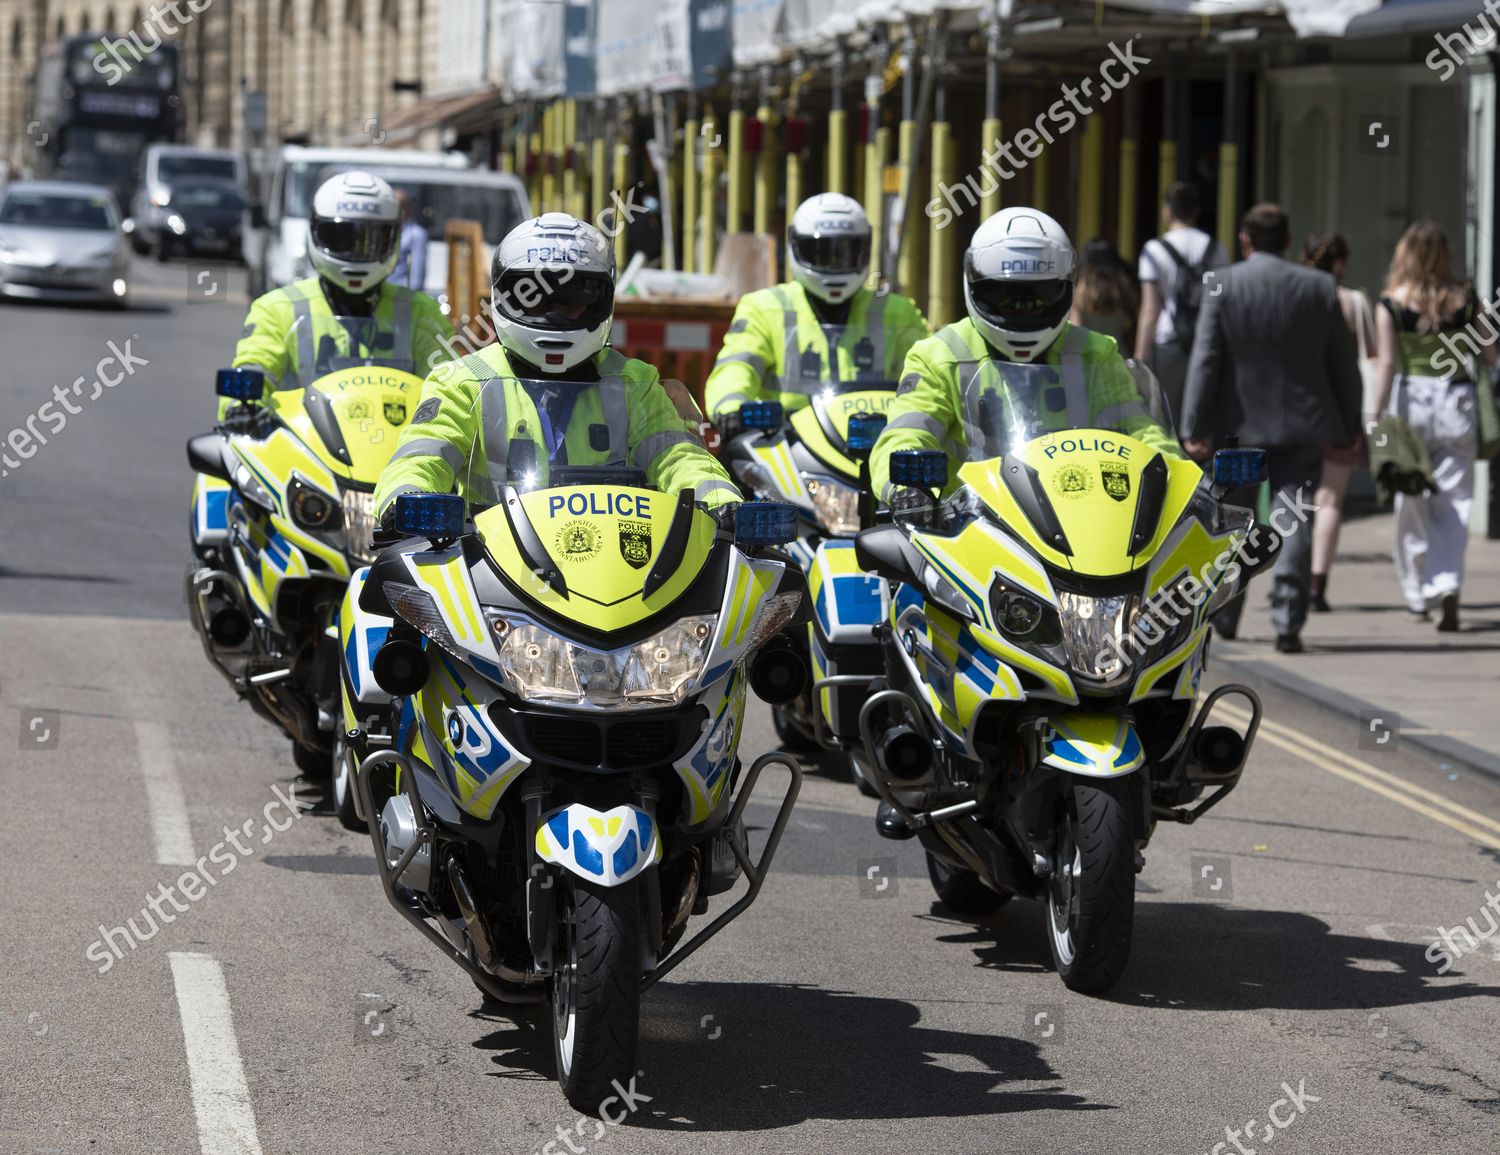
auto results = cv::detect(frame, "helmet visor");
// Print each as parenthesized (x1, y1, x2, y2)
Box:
(790, 232, 871, 275)
(967, 274, 1073, 333)
(310, 216, 399, 264)
(494, 269, 614, 331)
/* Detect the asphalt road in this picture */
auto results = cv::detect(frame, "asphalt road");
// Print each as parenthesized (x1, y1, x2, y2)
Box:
(4, 259, 1500, 1154)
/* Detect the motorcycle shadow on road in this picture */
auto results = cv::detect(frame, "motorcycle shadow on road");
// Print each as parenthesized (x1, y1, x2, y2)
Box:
(939, 900, 1500, 1013)
(469, 981, 1110, 1129)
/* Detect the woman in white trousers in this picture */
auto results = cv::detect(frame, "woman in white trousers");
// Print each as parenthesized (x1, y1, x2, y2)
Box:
(1374, 221, 1496, 631)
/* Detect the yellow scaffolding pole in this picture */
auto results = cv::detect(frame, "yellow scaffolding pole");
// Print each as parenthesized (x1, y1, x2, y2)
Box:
(827, 108, 847, 195)
(1217, 142, 1239, 256)
(754, 100, 776, 236)
(726, 108, 746, 235)
(701, 111, 720, 271)
(928, 121, 957, 327)
(540, 103, 557, 212)
(564, 100, 582, 219)
(1077, 111, 1104, 243)
(590, 128, 606, 227)
(1157, 139, 1177, 214)
(683, 114, 700, 273)
(896, 115, 919, 295)
(786, 142, 803, 228)
(864, 119, 884, 285)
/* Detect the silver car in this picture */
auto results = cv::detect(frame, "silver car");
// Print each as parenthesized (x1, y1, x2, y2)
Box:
(0, 181, 131, 305)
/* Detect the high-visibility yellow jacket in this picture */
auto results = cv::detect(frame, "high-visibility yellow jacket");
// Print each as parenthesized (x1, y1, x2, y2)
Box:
(704, 281, 929, 421)
(374, 342, 742, 518)
(871, 319, 1183, 499)
(230, 276, 453, 406)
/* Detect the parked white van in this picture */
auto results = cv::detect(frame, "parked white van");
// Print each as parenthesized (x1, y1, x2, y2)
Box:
(244, 145, 469, 295)
(358, 165, 531, 314)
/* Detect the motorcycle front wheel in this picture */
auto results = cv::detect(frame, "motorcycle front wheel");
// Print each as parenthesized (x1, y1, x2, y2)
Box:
(330, 730, 363, 832)
(1045, 776, 1135, 994)
(553, 877, 643, 1111)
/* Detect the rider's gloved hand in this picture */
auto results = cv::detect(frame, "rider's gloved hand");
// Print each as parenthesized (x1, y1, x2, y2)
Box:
(370, 504, 402, 549)
(715, 412, 744, 444)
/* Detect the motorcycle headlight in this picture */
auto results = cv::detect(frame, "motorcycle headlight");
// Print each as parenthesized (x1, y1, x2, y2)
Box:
(489, 614, 717, 707)
(802, 473, 861, 535)
(730, 458, 781, 501)
(289, 475, 340, 532)
(341, 489, 377, 563)
(1057, 591, 1139, 687)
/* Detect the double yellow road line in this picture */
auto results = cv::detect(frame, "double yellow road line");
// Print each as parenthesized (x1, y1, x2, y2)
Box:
(1215, 702, 1500, 850)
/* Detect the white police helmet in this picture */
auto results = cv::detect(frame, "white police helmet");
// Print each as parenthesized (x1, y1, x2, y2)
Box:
(963, 206, 1078, 361)
(308, 171, 401, 295)
(489, 213, 615, 374)
(787, 192, 872, 305)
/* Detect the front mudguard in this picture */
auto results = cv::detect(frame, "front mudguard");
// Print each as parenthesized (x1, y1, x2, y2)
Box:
(1040, 713, 1146, 777)
(534, 804, 663, 887)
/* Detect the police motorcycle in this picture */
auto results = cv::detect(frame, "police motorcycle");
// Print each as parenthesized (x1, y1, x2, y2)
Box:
(337, 383, 809, 1108)
(852, 360, 1269, 993)
(719, 379, 899, 793)
(184, 316, 421, 801)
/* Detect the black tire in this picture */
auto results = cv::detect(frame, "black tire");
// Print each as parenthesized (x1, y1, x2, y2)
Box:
(553, 878, 642, 1111)
(925, 851, 1010, 914)
(291, 741, 326, 775)
(771, 703, 818, 753)
(1045, 776, 1136, 994)
(331, 730, 364, 831)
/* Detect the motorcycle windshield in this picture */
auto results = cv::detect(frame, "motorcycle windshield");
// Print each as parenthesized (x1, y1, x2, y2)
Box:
(285, 313, 417, 380)
(951, 358, 1176, 465)
(790, 379, 899, 477)
(456, 377, 718, 632)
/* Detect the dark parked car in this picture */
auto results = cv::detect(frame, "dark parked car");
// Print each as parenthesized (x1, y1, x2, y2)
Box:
(155, 178, 246, 261)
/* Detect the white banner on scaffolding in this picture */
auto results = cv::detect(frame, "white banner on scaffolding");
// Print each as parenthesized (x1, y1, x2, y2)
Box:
(1103, 0, 1382, 38)
(499, 0, 565, 97)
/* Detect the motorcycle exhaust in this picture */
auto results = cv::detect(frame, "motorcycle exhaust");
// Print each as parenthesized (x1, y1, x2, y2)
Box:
(749, 638, 808, 705)
(1195, 726, 1246, 777)
(876, 725, 933, 781)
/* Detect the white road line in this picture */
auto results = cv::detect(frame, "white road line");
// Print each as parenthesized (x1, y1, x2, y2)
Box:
(135, 720, 196, 866)
(169, 952, 264, 1155)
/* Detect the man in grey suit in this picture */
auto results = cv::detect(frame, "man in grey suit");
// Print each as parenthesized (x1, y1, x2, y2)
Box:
(1181, 203, 1362, 652)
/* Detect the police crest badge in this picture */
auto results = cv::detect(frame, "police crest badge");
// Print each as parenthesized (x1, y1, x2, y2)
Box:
(619, 520, 653, 569)
(383, 400, 407, 426)
(1100, 462, 1131, 502)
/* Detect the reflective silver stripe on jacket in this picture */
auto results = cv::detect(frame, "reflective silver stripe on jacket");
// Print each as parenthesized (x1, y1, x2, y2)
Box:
(375, 482, 423, 520)
(596, 349, 629, 464)
(634, 428, 695, 467)
(1058, 325, 1089, 427)
(714, 350, 769, 377)
(694, 478, 740, 503)
(390, 436, 467, 477)
(771, 285, 799, 390)
(282, 282, 314, 390)
(865, 290, 889, 379)
(389, 290, 413, 362)
(886, 409, 947, 442)
(711, 390, 752, 418)
(466, 352, 506, 504)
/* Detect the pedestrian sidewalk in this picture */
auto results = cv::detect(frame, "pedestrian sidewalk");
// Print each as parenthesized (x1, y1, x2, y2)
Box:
(1213, 510, 1500, 779)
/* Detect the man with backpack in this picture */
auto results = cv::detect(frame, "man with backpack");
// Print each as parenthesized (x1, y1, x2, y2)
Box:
(1134, 182, 1229, 420)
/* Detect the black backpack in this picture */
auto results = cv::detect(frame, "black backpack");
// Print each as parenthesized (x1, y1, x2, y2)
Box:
(1156, 238, 1210, 353)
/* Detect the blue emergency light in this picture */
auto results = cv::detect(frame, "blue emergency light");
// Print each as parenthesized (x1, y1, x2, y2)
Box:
(215, 367, 265, 402)
(846, 412, 887, 455)
(734, 501, 798, 547)
(1211, 448, 1269, 489)
(738, 400, 785, 431)
(394, 492, 465, 539)
(889, 449, 948, 490)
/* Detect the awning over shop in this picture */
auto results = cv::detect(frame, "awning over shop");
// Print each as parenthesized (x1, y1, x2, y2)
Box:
(1103, 0, 1382, 38)
(370, 87, 507, 144)
(1345, 0, 1491, 39)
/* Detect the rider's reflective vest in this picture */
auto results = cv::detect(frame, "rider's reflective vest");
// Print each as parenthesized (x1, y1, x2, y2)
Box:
(704, 281, 928, 421)
(374, 342, 741, 519)
(230, 276, 453, 402)
(871, 319, 1183, 501)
